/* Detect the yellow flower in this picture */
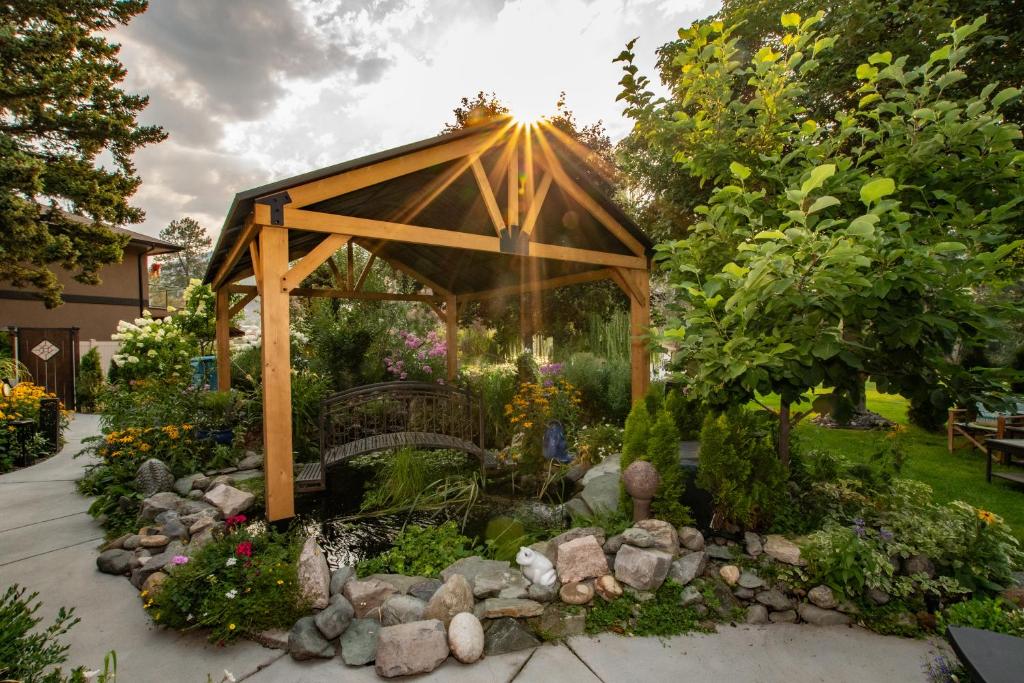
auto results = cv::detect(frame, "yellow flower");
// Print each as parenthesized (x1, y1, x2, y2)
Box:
(140, 590, 149, 598)
(228, 623, 236, 631)
(277, 579, 284, 586)
(977, 509, 996, 525)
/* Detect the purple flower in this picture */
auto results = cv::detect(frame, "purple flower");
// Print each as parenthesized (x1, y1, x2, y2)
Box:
(171, 555, 189, 566)
(400, 372, 407, 380)
(852, 518, 866, 538)
(422, 365, 432, 374)
(879, 528, 894, 542)
(539, 362, 564, 376)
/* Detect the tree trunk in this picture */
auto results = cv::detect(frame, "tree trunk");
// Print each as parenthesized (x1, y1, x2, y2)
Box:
(779, 400, 791, 468)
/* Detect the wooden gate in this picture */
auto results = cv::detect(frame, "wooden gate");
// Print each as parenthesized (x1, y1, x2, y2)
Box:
(13, 327, 80, 410)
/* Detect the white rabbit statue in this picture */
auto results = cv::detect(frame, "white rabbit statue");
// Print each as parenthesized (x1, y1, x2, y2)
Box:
(516, 546, 557, 588)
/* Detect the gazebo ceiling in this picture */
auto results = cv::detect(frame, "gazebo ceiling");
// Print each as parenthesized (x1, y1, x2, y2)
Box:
(203, 118, 653, 296)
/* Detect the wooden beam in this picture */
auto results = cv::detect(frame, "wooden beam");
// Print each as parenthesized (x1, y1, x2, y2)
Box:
(248, 239, 263, 297)
(524, 127, 535, 209)
(427, 301, 446, 321)
(354, 253, 376, 291)
(507, 139, 519, 227)
(228, 291, 257, 318)
(228, 283, 442, 303)
(327, 257, 344, 288)
(281, 124, 513, 209)
(609, 266, 642, 303)
(446, 293, 458, 380)
(215, 287, 231, 391)
(358, 239, 452, 296)
(346, 241, 355, 290)
(470, 158, 506, 235)
(211, 216, 258, 291)
(254, 206, 647, 270)
(625, 268, 651, 403)
(487, 127, 520, 195)
(459, 268, 612, 302)
(280, 233, 350, 292)
(259, 226, 294, 521)
(521, 172, 552, 236)
(534, 127, 645, 256)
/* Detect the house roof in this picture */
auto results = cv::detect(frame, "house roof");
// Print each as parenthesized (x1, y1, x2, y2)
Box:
(47, 207, 182, 256)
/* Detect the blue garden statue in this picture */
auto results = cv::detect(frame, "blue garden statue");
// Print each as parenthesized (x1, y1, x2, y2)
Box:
(542, 420, 572, 464)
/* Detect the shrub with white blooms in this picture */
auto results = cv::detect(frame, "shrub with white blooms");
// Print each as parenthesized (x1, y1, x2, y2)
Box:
(111, 311, 196, 383)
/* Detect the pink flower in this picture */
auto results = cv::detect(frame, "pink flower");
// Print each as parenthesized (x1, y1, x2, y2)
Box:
(422, 365, 432, 374)
(235, 541, 253, 558)
(171, 555, 189, 565)
(400, 372, 408, 380)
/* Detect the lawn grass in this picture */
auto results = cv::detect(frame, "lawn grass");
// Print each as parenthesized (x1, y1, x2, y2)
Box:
(758, 387, 1024, 540)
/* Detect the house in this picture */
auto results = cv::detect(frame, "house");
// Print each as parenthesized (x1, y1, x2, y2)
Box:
(0, 222, 180, 408)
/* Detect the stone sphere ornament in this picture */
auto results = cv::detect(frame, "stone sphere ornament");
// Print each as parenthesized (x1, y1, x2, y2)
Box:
(516, 546, 557, 588)
(622, 460, 660, 522)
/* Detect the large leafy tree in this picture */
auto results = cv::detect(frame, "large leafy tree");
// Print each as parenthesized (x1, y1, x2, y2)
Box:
(0, 0, 165, 307)
(156, 217, 212, 290)
(617, 14, 1023, 462)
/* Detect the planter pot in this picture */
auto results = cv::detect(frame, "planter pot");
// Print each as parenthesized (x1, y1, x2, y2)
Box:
(196, 427, 234, 445)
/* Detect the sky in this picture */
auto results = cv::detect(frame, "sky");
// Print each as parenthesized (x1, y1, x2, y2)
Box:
(113, 0, 721, 242)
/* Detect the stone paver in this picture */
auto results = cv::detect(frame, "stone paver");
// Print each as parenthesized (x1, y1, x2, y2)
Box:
(515, 643, 600, 682)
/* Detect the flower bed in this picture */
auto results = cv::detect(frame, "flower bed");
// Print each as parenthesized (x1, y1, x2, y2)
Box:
(0, 381, 67, 472)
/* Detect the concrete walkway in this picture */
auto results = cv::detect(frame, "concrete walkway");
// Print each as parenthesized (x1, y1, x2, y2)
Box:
(0, 415, 939, 682)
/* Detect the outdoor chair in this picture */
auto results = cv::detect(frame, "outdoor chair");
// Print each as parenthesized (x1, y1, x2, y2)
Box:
(948, 401, 1024, 454)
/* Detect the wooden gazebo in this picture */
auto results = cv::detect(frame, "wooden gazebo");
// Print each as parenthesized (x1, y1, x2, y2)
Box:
(203, 117, 654, 521)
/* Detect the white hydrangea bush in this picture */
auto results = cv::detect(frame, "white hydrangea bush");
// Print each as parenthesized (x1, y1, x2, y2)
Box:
(111, 311, 195, 382)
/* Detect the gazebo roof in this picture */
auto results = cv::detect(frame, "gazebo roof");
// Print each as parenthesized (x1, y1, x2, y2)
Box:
(204, 118, 652, 297)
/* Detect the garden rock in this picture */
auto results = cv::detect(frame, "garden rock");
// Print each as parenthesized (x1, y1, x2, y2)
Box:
(705, 544, 734, 561)
(764, 535, 805, 566)
(614, 545, 671, 591)
(527, 581, 559, 603)
(769, 610, 798, 624)
(100, 534, 131, 551)
(208, 474, 234, 488)
(289, 616, 335, 660)
(187, 489, 204, 500)
(603, 534, 625, 553)
(903, 554, 936, 578)
(719, 565, 740, 586)
(179, 507, 220, 528)
(191, 474, 211, 491)
(556, 535, 609, 583)
(680, 585, 703, 607)
(340, 619, 381, 666)
(808, 585, 838, 610)
(138, 534, 169, 549)
(559, 581, 594, 605)
(756, 589, 794, 612)
(635, 519, 679, 555)
(314, 594, 354, 640)
(237, 451, 263, 470)
(161, 519, 189, 541)
(139, 492, 181, 521)
(484, 617, 540, 655)
(595, 574, 623, 601)
(440, 556, 509, 590)
(620, 527, 655, 548)
(474, 598, 544, 619)
(135, 458, 175, 497)
(188, 516, 216, 536)
(669, 551, 706, 586)
(173, 474, 201, 497)
(142, 571, 168, 595)
(709, 581, 740, 619)
(252, 629, 289, 650)
(344, 578, 396, 619)
(330, 566, 355, 596)
(375, 620, 449, 678)
(122, 535, 142, 550)
(381, 595, 427, 626)
(867, 588, 891, 606)
(409, 579, 442, 602)
(472, 569, 529, 599)
(548, 527, 607, 556)
(746, 604, 769, 625)
(130, 541, 185, 588)
(297, 537, 331, 610)
(422, 574, 473, 627)
(96, 549, 132, 575)
(679, 527, 705, 552)
(738, 570, 764, 590)
(175, 499, 220, 518)
(188, 527, 215, 553)
(530, 604, 586, 639)
(565, 497, 592, 521)
(202, 483, 254, 518)
(798, 603, 851, 626)
(734, 587, 755, 600)
(581, 453, 620, 485)
(448, 612, 485, 664)
(368, 573, 430, 596)
(744, 532, 763, 557)
(579, 472, 619, 516)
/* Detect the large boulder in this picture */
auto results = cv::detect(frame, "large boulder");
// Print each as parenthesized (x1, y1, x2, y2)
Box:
(668, 551, 706, 586)
(409, 579, 442, 602)
(344, 578, 397, 619)
(679, 527, 705, 552)
(439, 556, 510, 591)
(808, 585, 838, 610)
(474, 598, 544, 619)
(340, 619, 381, 666)
(755, 589, 795, 612)
(297, 537, 330, 610)
(314, 594, 355, 640)
(96, 549, 132, 575)
(422, 574, 473, 627)
(448, 612, 484, 664)
(237, 451, 263, 470)
(548, 527, 607, 557)
(202, 483, 255, 518)
(764, 535, 806, 566)
(139, 492, 182, 521)
(381, 595, 427, 626)
(288, 616, 335, 660)
(798, 603, 851, 626)
(135, 458, 174, 497)
(472, 569, 530, 599)
(614, 545, 672, 591)
(374, 620, 449, 679)
(484, 617, 540, 655)
(581, 453, 621, 486)
(330, 566, 355, 596)
(555, 535, 609, 583)
(578, 472, 619, 516)
(634, 519, 679, 556)
(368, 574, 431, 596)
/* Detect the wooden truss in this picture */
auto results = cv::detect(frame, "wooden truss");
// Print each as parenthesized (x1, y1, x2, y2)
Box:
(212, 122, 651, 522)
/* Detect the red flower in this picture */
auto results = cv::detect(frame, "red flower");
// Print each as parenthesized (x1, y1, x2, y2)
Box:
(235, 541, 253, 558)
(225, 514, 247, 529)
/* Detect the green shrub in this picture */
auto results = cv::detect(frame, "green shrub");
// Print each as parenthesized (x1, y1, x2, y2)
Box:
(664, 388, 706, 440)
(574, 422, 623, 468)
(908, 390, 951, 433)
(461, 363, 518, 448)
(696, 408, 786, 529)
(801, 524, 895, 599)
(938, 598, 1024, 637)
(484, 516, 529, 562)
(287, 371, 330, 463)
(585, 580, 711, 637)
(149, 527, 307, 643)
(76, 348, 103, 413)
(621, 400, 651, 462)
(357, 522, 478, 578)
(562, 352, 631, 425)
(646, 408, 691, 526)
(359, 447, 473, 512)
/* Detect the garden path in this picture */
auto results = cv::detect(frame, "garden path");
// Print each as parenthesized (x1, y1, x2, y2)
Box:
(0, 415, 943, 682)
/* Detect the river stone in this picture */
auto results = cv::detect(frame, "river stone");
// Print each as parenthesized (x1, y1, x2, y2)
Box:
(595, 574, 623, 601)
(237, 451, 263, 470)
(529, 603, 586, 639)
(175, 499, 220, 518)
(135, 458, 174, 497)
(173, 475, 200, 497)
(100, 534, 132, 552)
(138, 534, 169, 549)
(142, 571, 168, 595)
(97, 549, 132, 575)
(635, 519, 679, 555)
(288, 616, 335, 660)
(484, 617, 540, 655)
(548, 527, 607, 557)
(189, 516, 216, 536)
(139, 492, 181, 521)
(314, 594, 355, 640)
(297, 537, 330, 610)
(340, 619, 380, 666)
(330, 566, 355, 596)
(744, 532, 763, 557)
(527, 581, 559, 603)
(719, 565, 740, 586)
(252, 629, 289, 650)
(161, 519, 189, 540)
(669, 551, 706, 586)
(409, 579, 442, 602)
(368, 574, 430, 595)
(620, 527, 655, 549)
(130, 541, 185, 588)
(448, 612, 484, 664)
(579, 472, 619, 516)
(756, 589, 794, 611)
(770, 609, 798, 623)
(680, 585, 703, 607)
(738, 570, 764, 590)
(474, 598, 544, 619)
(614, 544, 672, 591)
(556, 535, 609, 583)
(208, 474, 234, 489)
(798, 603, 851, 626)
(344, 578, 397, 620)
(903, 554, 936, 578)
(559, 581, 594, 605)
(679, 527, 705, 552)
(866, 587, 891, 606)
(746, 604, 769, 625)
(472, 569, 530, 599)
(808, 585, 838, 609)
(122, 535, 142, 550)
(440, 556, 510, 590)
(581, 452, 621, 486)
(188, 527, 216, 553)
(375, 620, 449, 678)
(381, 595, 427, 626)
(422, 574, 473, 627)
(764, 535, 806, 566)
(734, 587, 755, 600)
(706, 544, 734, 561)
(202, 483, 254, 518)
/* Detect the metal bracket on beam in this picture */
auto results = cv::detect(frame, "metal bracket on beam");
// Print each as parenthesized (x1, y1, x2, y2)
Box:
(255, 191, 292, 226)
(499, 224, 528, 255)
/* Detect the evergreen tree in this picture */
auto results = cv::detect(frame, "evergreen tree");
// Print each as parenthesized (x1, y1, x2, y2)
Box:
(647, 407, 690, 525)
(157, 217, 212, 290)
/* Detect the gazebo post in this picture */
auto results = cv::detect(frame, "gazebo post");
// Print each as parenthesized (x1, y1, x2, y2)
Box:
(445, 293, 458, 380)
(258, 225, 295, 521)
(215, 287, 231, 391)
